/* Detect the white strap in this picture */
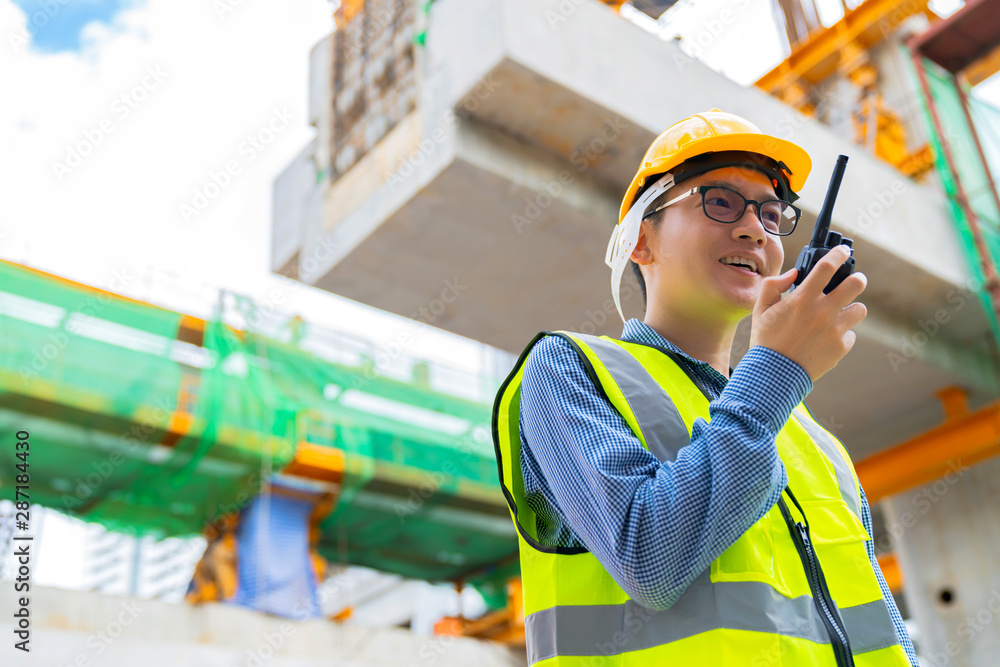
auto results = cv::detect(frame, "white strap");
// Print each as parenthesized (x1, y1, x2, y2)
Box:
(605, 173, 674, 324)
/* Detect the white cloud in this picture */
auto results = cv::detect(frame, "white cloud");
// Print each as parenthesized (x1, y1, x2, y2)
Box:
(0, 0, 332, 284)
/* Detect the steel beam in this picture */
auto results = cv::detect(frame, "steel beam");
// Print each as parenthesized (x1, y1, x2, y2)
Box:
(856, 387, 1000, 503)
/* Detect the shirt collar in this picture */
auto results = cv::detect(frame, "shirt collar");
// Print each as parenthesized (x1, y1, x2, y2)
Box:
(619, 318, 730, 379)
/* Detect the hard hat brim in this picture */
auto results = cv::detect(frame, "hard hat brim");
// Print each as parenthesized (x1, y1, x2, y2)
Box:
(619, 132, 812, 223)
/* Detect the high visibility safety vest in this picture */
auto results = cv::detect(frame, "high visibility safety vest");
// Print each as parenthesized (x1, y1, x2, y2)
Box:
(493, 331, 910, 666)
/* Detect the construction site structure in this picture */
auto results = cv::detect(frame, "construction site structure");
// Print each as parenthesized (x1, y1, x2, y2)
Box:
(2, 1, 1000, 665)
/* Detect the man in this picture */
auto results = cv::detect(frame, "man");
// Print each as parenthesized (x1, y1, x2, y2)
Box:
(493, 110, 918, 665)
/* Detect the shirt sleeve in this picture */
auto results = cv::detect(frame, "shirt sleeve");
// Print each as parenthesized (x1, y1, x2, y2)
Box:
(860, 485, 921, 666)
(519, 335, 810, 610)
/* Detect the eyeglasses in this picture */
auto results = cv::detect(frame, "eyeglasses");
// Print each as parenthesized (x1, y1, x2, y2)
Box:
(642, 185, 801, 236)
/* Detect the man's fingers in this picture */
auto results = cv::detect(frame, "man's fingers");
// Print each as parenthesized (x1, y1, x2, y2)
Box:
(800, 245, 852, 298)
(842, 329, 858, 354)
(840, 301, 868, 330)
(828, 272, 867, 307)
(756, 269, 797, 313)
(776, 268, 798, 291)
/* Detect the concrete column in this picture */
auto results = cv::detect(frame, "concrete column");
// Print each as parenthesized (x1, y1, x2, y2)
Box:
(883, 455, 1000, 666)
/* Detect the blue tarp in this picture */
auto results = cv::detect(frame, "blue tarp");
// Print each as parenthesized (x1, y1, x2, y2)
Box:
(231, 493, 321, 619)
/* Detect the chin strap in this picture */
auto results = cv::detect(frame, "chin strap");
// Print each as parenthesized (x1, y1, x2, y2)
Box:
(605, 172, 674, 325)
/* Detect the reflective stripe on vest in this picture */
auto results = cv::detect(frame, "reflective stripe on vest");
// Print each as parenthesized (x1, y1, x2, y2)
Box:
(571, 333, 689, 462)
(525, 570, 899, 664)
(792, 409, 863, 521)
(494, 331, 910, 666)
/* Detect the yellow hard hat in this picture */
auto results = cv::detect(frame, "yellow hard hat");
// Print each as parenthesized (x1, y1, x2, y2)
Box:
(618, 109, 812, 223)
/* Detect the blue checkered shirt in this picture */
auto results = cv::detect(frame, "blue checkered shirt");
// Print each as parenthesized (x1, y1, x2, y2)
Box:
(518, 317, 918, 665)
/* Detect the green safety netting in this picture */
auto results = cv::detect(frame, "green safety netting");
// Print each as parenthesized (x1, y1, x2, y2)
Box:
(907, 51, 1000, 352)
(0, 262, 290, 536)
(0, 261, 518, 601)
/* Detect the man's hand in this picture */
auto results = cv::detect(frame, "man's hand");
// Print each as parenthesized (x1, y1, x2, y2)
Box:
(750, 245, 868, 382)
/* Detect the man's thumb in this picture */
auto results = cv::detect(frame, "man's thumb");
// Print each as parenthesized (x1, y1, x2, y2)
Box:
(757, 269, 797, 311)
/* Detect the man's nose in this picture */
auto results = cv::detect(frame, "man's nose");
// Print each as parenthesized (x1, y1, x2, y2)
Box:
(732, 204, 767, 245)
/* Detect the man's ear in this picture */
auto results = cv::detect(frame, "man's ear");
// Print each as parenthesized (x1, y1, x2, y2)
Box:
(630, 219, 654, 266)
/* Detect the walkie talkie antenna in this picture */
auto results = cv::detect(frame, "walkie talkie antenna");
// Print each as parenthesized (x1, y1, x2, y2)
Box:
(811, 154, 848, 248)
(791, 154, 855, 294)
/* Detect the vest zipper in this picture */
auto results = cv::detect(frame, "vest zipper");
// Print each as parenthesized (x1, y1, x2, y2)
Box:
(778, 492, 855, 667)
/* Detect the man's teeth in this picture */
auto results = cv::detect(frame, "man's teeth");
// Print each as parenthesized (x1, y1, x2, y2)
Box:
(720, 256, 759, 274)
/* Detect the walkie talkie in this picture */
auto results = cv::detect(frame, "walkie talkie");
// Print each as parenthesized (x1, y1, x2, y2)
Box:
(791, 154, 854, 294)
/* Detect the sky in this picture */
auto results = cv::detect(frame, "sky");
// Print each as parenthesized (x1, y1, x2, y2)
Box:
(9, 0, 133, 52)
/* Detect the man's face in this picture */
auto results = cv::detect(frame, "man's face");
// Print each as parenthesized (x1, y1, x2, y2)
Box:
(634, 166, 786, 322)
